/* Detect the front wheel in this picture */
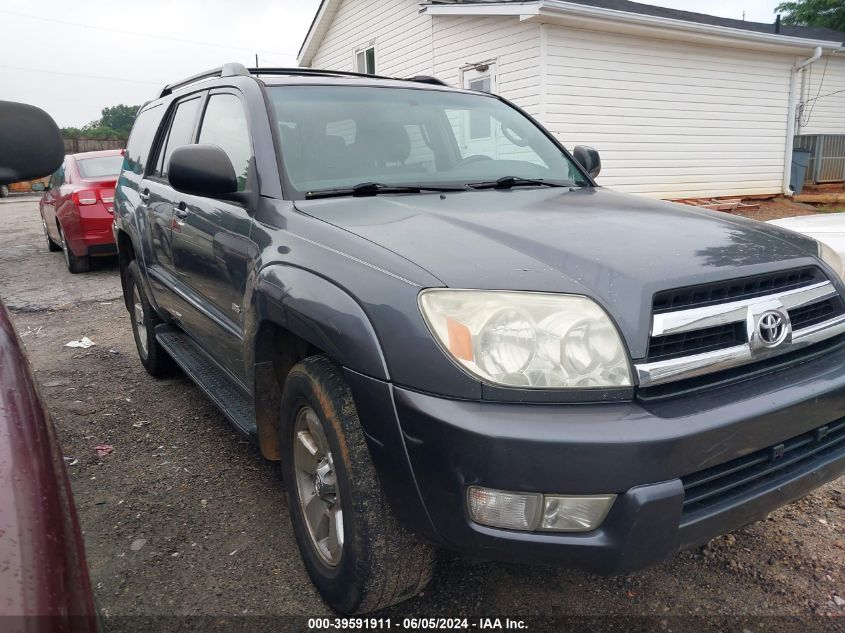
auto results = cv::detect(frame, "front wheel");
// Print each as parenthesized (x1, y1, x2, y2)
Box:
(279, 356, 436, 614)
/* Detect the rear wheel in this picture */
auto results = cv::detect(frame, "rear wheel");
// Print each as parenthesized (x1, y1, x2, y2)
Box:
(58, 224, 90, 273)
(42, 215, 61, 252)
(279, 356, 436, 614)
(126, 260, 175, 377)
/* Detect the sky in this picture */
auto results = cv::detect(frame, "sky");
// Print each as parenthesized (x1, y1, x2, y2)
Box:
(0, 0, 785, 128)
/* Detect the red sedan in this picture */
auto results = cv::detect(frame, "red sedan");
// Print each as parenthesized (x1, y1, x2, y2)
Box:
(36, 149, 123, 273)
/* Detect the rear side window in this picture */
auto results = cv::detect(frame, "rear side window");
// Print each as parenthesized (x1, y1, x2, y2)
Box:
(124, 104, 163, 175)
(154, 97, 202, 179)
(49, 163, 65, 188)
(198, 93, 252, 191)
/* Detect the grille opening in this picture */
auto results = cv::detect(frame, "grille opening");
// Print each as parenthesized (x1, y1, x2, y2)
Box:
(648, 322, 746, 362)
(681, 419, 845, 516)
(789, 296, 845, 330)
(653, 267, 824, 314)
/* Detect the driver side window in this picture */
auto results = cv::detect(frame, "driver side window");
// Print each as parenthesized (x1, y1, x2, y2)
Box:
(198, 93, 252, 192)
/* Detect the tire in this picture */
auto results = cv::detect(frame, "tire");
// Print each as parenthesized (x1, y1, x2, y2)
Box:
(279, 356, 436, 614)
(58, 223, 90, 273)
(0, 185, 8, 198)
(42, 215, 61, 252)
(126, 260, 176, 377)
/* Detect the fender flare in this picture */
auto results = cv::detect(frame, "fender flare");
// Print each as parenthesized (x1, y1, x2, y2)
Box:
(246, 264, 389, 459)
(249, 264, 389, 379)
(114, 216, 163, 316)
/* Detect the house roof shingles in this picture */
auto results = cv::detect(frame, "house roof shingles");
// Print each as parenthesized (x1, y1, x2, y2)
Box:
(427, 0, 845, 45)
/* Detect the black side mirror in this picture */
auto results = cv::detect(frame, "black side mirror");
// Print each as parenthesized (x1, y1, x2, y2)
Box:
(31, 182, 46, 192)
(168, 144, 238, 198)
(573, 145, 601, 179)
(0, 101, 64, 185)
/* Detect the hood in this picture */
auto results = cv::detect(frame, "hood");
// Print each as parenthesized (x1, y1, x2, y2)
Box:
(296, 187, 821, 358)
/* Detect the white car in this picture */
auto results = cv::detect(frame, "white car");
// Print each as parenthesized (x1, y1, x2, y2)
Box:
(768, 214, 845, 258)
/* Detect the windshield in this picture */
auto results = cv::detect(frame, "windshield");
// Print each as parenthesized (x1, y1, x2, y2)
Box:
(267, 86, 588, 195)
(77, 155, 123, 180)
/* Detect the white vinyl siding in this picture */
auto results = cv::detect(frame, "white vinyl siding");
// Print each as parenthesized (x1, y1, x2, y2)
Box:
(310, 0, 433, 77)
(799, 54, 845, 136)
(432, 16, 542, 119)
(542, 23, 793, 198)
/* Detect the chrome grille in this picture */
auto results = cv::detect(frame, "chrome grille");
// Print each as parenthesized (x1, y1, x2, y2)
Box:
(652, 267, 824, 314)
(637, 269, 845, 387)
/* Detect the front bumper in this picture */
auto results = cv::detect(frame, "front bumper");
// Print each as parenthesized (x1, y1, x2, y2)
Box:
(373, 344, 845, 575)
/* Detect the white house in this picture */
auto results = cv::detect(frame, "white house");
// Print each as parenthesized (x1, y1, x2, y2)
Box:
(297, 0, 845, 199)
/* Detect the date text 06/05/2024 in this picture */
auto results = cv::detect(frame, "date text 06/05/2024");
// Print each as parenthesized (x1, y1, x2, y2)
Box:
(307, 618, 528, 630)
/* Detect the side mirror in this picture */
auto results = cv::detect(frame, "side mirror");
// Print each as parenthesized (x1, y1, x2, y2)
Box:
(31, 182, 46, 192)
(168, 144, 238, 198)
(573, 145, 601, 179)
(0, 101, 65, 185)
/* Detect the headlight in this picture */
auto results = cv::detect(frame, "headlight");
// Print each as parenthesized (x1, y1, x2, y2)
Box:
(818, 240, 845, 284)
(418, 289, 632, 389)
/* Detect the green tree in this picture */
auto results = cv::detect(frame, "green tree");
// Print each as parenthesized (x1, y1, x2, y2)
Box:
(98, 104, 139, 138)
(60, 104, 140, 140)
(776, 0, 845, 31)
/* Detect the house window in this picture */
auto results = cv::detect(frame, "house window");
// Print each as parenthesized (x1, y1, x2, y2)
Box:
(355, 45, 376, 75)
(468, 77, 493, 139)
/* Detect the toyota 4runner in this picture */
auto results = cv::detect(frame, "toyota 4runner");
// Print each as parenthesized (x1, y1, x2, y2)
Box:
(114, 63, 845, 614)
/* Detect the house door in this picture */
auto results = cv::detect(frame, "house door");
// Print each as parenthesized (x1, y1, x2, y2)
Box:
(460, 63, 499, 159)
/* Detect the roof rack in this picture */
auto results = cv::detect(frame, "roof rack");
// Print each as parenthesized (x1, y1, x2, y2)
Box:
(159, 62, 250, 98)
(403, 75, 449, 86)
(247, 67, 396, 81)
(158, 63, 450, 98)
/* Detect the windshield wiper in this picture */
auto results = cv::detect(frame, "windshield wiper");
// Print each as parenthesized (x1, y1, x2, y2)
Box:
(306, 182, 467, 199)
(467, 176, 573, 190)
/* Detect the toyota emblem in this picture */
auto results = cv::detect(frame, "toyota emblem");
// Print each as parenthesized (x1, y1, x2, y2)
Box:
(757, 310, 789, 347)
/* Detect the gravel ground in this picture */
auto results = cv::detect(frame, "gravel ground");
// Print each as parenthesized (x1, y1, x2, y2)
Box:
(2, 196, 844, 630)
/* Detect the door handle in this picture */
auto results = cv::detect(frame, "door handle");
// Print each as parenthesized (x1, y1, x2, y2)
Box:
(173, 203, 188, 221)
(139, 189, 150, 203)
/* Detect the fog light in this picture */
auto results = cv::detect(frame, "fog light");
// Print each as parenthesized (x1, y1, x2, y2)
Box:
(467, 486, 542, 530)
(540, 495, 616, 532)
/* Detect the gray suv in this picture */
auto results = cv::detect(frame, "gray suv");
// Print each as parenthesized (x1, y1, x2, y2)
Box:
(114, 63, 845, 613)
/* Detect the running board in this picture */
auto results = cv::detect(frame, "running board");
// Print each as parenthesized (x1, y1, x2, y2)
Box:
(155, 325, 257, 442)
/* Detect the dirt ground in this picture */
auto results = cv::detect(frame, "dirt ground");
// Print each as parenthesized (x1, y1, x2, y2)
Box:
(2, 195, 845, 628)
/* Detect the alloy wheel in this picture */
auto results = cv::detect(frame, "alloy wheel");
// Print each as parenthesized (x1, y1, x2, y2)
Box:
(41, 216, 51, 248)
(293, 405, 344, 566)
(59, 226, 71, 268)
(132, 285, 148, 356)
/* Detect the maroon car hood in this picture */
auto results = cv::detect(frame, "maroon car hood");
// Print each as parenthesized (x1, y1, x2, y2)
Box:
(0, 300, 97, 630)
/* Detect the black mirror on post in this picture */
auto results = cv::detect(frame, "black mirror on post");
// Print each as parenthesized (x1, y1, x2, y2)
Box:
(0, 101, 64, 186)
(168, 144, 238, 198)
(573, 145, 601, 180)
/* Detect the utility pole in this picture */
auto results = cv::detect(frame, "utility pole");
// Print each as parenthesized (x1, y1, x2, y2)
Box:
(255, 53, 259, 68)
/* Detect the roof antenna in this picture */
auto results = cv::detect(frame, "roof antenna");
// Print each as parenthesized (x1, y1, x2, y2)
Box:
(775, 14, 781, 34)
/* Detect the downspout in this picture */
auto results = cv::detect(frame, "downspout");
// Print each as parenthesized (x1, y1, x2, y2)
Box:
(783, 46, 822, 194)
